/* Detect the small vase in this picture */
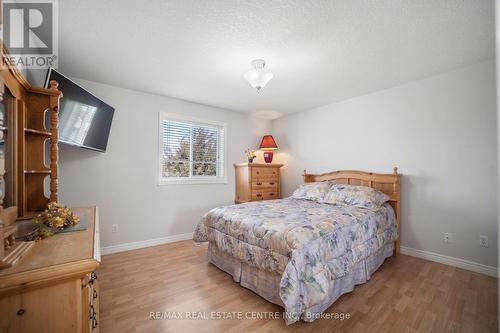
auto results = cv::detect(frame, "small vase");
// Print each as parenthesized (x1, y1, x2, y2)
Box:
(248, 158, 255, 163)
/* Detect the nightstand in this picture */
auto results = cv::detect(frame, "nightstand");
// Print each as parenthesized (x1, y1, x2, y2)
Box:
(234, 163, 283, 203)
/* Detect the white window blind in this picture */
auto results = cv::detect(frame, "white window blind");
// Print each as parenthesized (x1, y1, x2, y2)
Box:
(159, 112, 226, 184)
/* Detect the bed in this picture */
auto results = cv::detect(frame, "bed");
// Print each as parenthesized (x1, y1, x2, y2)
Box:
(194, 168, 401, 324)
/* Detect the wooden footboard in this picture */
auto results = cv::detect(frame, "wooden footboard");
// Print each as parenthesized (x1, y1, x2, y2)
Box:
(302, 167, 401, 255)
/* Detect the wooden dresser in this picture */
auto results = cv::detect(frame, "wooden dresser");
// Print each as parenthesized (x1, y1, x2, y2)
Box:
(234, 163, 283, 203)
(0, 207, 101, 333)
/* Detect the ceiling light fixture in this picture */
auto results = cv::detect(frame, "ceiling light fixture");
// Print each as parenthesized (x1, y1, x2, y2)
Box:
(244, 59, 273, 93)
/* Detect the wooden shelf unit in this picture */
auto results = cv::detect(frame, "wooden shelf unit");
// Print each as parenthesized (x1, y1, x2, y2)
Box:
(1, 44, 62, 219)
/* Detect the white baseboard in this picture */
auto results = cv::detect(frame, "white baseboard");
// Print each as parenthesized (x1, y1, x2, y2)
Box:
(101, 232, 194, 255)
(400, 246, 498, 277)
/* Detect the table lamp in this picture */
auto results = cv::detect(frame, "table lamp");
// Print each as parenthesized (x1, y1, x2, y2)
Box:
(259, 135, 278, 163)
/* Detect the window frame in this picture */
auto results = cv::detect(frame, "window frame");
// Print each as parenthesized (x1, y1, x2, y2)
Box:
(158, 111, 227, 185)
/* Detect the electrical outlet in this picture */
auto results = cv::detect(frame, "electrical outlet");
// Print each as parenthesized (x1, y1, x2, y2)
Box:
(112, 224, 118, 233)
(480, 235, 488, 247)
(443, 233, 452, 243)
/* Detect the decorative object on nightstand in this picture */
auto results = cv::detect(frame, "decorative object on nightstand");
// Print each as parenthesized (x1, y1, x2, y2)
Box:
(234, 163, 283, 203)
(259, 135, 278, 163)
(245, 148, 257, 163)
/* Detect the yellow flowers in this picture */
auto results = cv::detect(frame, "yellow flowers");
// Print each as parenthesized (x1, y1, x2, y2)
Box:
(50, 216, 64, 228)
(27, 202, 80, 241)
(245, 148, 257, 159)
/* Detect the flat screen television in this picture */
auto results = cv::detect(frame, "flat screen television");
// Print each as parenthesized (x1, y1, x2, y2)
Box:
(44, 68, 115, 152)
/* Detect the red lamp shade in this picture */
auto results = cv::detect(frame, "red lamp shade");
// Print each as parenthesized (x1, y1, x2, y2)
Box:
(259, 135, 277, 163)
(259, 135, 278, 150)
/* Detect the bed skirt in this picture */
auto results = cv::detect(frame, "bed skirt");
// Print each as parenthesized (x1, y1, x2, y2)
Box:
(207, 241, 395, 323)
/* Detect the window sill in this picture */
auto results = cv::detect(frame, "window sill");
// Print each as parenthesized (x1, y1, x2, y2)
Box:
(158, 177, 228, 185)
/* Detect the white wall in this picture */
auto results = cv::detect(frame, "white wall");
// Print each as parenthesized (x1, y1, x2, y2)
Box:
(496, 0, 500, 303)
(272, 61, 498, 267)
(58, 79, 270, 248)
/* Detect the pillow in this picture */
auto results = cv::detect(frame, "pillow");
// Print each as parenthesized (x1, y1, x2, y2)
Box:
(291, 182, 333, 201)
(322, 184, 389, 208)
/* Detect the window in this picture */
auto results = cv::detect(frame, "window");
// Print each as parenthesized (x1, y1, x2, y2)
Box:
(159, 112, 226, 184)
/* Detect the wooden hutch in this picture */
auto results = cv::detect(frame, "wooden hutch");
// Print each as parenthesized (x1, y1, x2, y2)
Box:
(0, 46, 61, 266)
(0, 44, 101, 332)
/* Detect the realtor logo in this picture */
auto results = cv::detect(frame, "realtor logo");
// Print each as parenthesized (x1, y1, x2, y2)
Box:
(2, 0, 58, 69)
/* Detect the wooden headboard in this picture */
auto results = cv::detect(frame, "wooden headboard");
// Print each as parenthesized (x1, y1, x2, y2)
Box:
(303, 167, 401, 255)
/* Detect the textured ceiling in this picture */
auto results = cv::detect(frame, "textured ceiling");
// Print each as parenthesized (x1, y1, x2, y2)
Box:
(58, 0, 494, 116)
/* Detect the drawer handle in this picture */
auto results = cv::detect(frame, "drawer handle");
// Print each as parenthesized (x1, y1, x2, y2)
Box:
(17, 309, 25, 316)
(90, 305, 98, 329)
(256, 194, 262, 197)
(270, 193, 275, 196)
(256, 182, 262, 185)
(269, 182, 275, 185)
(90, 272, 98, 284)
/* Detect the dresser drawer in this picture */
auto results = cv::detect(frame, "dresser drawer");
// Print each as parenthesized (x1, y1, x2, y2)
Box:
(252, 167, 279, 180)
(251, 191, 279, 201)
(252, 180, 278, 191)
(0, 279, 82, 333)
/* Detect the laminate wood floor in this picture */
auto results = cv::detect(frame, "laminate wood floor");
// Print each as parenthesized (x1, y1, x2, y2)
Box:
(98, 240, 498, 333)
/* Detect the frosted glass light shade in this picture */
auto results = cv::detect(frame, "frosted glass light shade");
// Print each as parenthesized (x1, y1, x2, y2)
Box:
(244, 59, 273, 92)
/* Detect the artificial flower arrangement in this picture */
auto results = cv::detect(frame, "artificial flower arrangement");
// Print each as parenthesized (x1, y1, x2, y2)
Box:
(26, 202, 80, 241)
(245, 148, 257, 163)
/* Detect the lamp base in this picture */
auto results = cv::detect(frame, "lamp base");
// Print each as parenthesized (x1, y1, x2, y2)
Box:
(263, 151, 274, 163)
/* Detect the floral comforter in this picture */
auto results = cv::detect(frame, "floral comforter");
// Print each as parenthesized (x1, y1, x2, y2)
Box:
(194, 198, 397, 323)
